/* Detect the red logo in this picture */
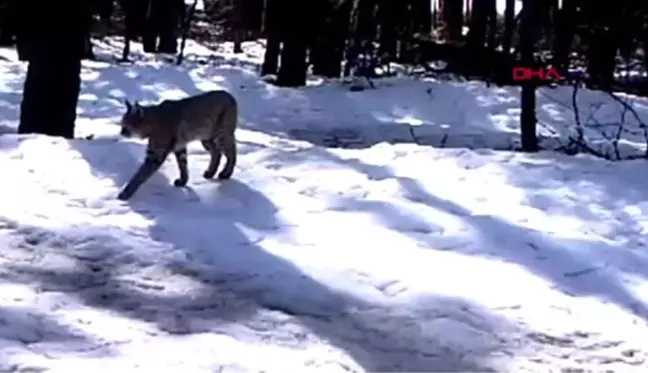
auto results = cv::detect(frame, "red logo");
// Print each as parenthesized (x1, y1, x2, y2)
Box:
(512, 67, 562, 82)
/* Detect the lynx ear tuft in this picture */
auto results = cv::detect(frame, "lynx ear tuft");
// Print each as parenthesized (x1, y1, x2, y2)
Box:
(124, 99, 132, 112)
(133, 101, 144, 117)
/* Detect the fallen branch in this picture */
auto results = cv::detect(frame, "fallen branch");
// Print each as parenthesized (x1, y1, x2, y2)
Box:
(604, 91, 648, 159)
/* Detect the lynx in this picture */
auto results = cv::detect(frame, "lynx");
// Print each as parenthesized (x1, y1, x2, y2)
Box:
(117, 90, 238, 200)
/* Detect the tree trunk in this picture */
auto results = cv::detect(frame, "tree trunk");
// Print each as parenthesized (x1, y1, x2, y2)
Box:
(276, 33, 308, 86)
(409, 0, 431, 36)
(231, 0, 244, 53)
(466, 0, 496, 50)
(519, 0, 538, 152)
(501, 0, 515, 54)
(121, 0, 149, 60)
(260, 0, 282, 75)
(15, 0, 105, 139)
(84, 34, 96, 60)
(241, 0, 264, 36)
(0, 0, 16, 46)
(143, 0, 183, 53)
(19, 59, 82, 138)
(585, 3, 618, 88)
(345, 0, 378, 76)
(311, 0, 352, 78)
(552, 0, 577, 72)
(439, 0, 463, 42)
(275, 0, 310, 86)
(262, 34, 281, 75)
(377, 0, 399, 58)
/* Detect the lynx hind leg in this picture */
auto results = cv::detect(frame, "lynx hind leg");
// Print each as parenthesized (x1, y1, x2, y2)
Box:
(217, 135, 236, 180)
(201, 138, 221, 179)
(173, 147, 189, 187)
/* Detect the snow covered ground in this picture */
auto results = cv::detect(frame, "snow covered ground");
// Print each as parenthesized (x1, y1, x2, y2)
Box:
(0, 39, 648, 372)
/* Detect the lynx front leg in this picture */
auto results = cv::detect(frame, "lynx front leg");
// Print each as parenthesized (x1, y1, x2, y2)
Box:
(173, 147, 189, 187)
(117, 149, 169, 200)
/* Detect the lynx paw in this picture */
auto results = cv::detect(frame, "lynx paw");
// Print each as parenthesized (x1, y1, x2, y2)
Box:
(173, 178, 187, 187)
(203, 170, 216, 179)
(217, 170, 233, 180)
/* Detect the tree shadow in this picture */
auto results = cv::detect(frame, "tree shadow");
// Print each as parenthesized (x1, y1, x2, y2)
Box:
(0, 306, 118, 370)
(0, 130, 523, 370)
(0, 230, 121, 367)
(254, 143, 648, 323)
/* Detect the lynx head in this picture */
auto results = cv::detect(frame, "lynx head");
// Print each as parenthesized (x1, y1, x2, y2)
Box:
(120, 100, 147, 138)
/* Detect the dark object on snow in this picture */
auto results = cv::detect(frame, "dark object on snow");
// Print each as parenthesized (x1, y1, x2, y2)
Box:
(15, 0, 112, 139)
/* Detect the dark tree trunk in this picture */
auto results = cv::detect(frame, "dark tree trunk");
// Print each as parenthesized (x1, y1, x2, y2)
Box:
(84, 35, 96, 60)
(377, 0, 399, 57)
(20, 59, 82, 139)
(399, 0, 431, 61)
(276, 0, 309, 87)
(273, 0, 310, 87)
(644, 26, 648, 77)
(409, 0, 431, 36)
(261, 34, 281, 75)
(276, 33, 308, 86)
(260, 0, 282, 75)
(121, 0, 149, 60)
(241, 0, 264, 36)
(231, 0, 244, 53)
(311, 0, 352, 78)
(15, 0, 108, 139)
(585, 3, 618, 88)
(552, 0, 577, 72)
(519, 0, 538, 152)
(466, 0, 496, 50)
(355, 0, 378, 41)
(143, 0, 183, 53)
(439, 0, 463, 42)
(345, 0, 378, 76)
(0, 0, 16, 46)
(501, 0, 515, 54)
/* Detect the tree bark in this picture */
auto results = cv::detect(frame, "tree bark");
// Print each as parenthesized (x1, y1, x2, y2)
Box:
(409, 0, 431, 36)
(439, 0, 463, 42)
(121, 0, 149, 60)
(15, 0, 110, 139)
(231, 0, 244, 53)
(501, 0, 515, 54)
(311, 0, 352, 78)
(276, 0, 309, 87)
(552, 0, 577, 72)
(377, 0, 399, 58)
(345, 0, 378, 76)
(0, 0, 16, 46)
(241, 0, 264, 36)
(19, 59, 82, 138)
(519, 0, 538, 152)
(584, 2, 618, 88)
(466, 0, 496, 50)
(276, 33, 308, 86)
(260, 0, 282, 75)
(143, 0, 184, 53)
